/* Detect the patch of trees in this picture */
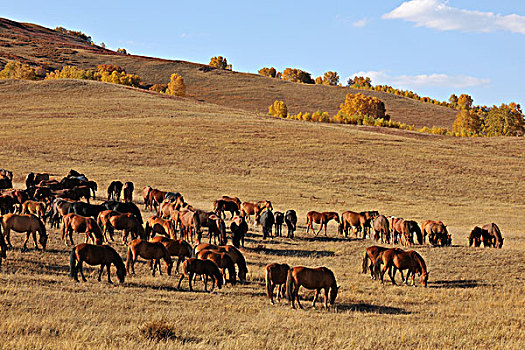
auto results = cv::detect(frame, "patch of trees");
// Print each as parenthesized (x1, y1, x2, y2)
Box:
(0, 61, 36, 80)
(45, 64, 141, 87)
(209, 56, 232, 70)
(55, 27, 92, 44)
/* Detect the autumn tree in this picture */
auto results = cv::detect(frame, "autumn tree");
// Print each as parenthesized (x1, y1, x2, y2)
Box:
(0, 61, 36, 80)
(457, 94, 473, 110)
(452, 109, 481, 134)
(209, 56, 229, 70)
(483, 103, 525, 136)
(258, 67, 277, 78)
(268, 100, 287, 118)
(149, 84, 167, 93)
(45, 66, 94, 80)
(166, 73, 186, 96)
(322, 71, 339, 86)
(116, 48, 128, 55)
(348, 76, 372, 88)
(281, 68, 314, 84)
(338, 93, 386, 119)
(315, 76, 323, 84)
(448, 94, 458, 108)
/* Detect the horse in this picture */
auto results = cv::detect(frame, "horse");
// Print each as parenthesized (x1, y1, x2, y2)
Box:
(339, 211, 371, 238)
(46, 198, 76, 228)
(213, 196, 241, 219)
(422, 220, 449, 246)
(145, 215, 176, 240)
(25, 172, 50, 189)
(96, 210, 121, 241)
(102, 201, 143, 224)
(196, 249, 236, 285)
(177, 258, 223, 292)
(274, 211, 284, 237)
(0, 195, 15, 215)
(69, 243, 126, 284)
(85, 180, 98, 198)
(0, 169, 13, 181)
(147, 188, 167, 212)
(106, 213, 144, 243)
(230, 214, 248, 248)
(71, 185, 92, 203)
(158, 201, 177, 219)
(259, 209, 274, 239)
(469, 226, 483, 247)
(0, 213, 47, 250)
(107, 181, 123, 202)
(401, 220, 422, 247)
(178, 209, 201, 243)
(362, 245, 403, 280)
(62, 213, 103, 246)
(207, 214, 227, 246)
(123, 181, 134, 202)
(285, 266, 339, 309)
(306, 211, 340, 236)
(142, 186, 153, 210)
(372, 215, 390, 243)
(241, 200, 273, 224)
(391, 217, 405, 244)
(194, 243, 248, 282)
(482, 223, 504, 248)
(285, 210, 297, 239)
(67, 201, 106, 219)
(378, 248, 429, 287)
(21, 200, 46, 221)
(265, 263, 291, 304)
(149, 236, 193, 272)
(164, 191, 183, 203)
(126, 239, 173, 276)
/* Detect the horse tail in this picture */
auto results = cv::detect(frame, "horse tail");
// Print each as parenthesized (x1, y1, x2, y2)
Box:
(362, 250, 369, 274)
(285, 268, 295, 301)
(145, 222, 151, 239)
(265, 265, 272, 299)
(373, 251, 384, 277)
(69, 247, 77, 278)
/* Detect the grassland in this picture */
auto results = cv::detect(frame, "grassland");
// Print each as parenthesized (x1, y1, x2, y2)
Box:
(0, 79, 524, 349)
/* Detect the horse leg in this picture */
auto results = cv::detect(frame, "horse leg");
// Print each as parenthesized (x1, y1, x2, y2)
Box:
(176, 257, 182, 272)
(22, 231, 31, 251)
(177, 273, 185, 290)
(79, 261, 87, 282)
(106, 264, 113, 284)
(295, 286, 303, 309)
(312, 289, 320, 308)
(203, 274, 208, 292)
(98, 265, 104, 281)
(324, 288, 329, 308)
(269, 282, 275, 304)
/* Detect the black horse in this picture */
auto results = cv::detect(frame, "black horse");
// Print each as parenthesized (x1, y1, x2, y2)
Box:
(259, 210, 274, 240)
(123, 181, 134, 202)
(107, 181, 123, 202)
(164, 191, 183, 203)
(102, 201, 143, 224)
(230, 216, 248, 248)
(274, 211, 284, 237)
(67, 202, 107, 218)
(285, 210, 297, 239)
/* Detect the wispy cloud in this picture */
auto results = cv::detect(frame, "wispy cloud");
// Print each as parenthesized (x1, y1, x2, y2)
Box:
(383, 0, 525, 35)
(352, 18, 368, 28)
(349, 70, 490, 89)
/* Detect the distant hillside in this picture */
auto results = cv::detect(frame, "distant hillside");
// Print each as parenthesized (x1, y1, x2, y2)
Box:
(0, 17, 458, 128)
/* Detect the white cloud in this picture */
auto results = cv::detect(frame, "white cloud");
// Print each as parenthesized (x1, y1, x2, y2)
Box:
(348, 70, 490, 89)
(383, 0, 525, 35)
(352, 18, 368, 28)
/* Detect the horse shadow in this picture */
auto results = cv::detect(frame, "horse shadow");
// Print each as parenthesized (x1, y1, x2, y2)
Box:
(429, 279, 488, 289)
(246, 246, 335, 258)
(125, 281, 181, 293)
(335, 302, 410, 315)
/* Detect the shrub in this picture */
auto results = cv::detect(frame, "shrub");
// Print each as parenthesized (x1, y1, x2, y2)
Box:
(0, 61, 36, 80)
(258, 67, 277, 78)
(281, 68, 314, 84)
(45, 66, 94, 80)
(322, 71, 339, 86)
(338, 92, 386, 119)
(45, 64, 140, 87)
(452, 109, 482, 134)
(483, 103, 525, 136)
(149, 84, 167, 93)
(209, 56, 229, 70)
(166, 73, 186, 96)
(268, 100, 287, 118)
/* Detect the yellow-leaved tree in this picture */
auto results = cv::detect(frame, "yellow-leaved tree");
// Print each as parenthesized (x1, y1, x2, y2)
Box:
(483, 103, 525, 136)
(338, 93, 386, 119)
(166, 73, 186, 96)
(452, 109, 482, 134)
(0, 61, 37, 80)
(322, 71, 339, 86)
(209, 56, 230, 70)
(268, 100, 287, 118)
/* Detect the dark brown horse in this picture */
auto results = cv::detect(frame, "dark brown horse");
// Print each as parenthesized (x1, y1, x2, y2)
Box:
(25, 172, 50, 189)
(265, 263, 291, 304)
(469, 226, 483, 247)
(126, 239, 173, 276)
(378, 248, 429, 287)
(197, 249, 236, 285)
(107, 181, 123, 202)
(213, 196, 241, 219)
(285, 266, 339, 309)
(0, 229, 7, 267)
(123, 181, 134, 202)
(145, 215, 176, 240)
(72, 185, 92, 203)
(194, 243, 248, 282)
(306, 211, 340, 236)
(177, 258, 223, 292)
(62, 213, 103, 246)
(230, 214, 248, 248)
(362, 245, 401, 280)
(147, 188, 167, 212)
(69, 243, 126, 283)
(207, 214, 227, 246)
(1, 213, 47, 250)
(149, 236, 193, 272)
(482, 223, 504, 248)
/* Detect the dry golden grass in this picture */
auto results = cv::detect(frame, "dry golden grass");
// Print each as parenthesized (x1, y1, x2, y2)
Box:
(0, 79, 524, 349)
(0, 17, 457, 128)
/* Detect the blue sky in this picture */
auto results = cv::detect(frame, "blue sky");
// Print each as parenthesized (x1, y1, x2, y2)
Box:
(1, 0, 524, 107)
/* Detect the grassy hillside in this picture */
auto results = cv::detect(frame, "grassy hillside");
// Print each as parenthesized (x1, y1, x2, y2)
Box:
(0, 17, 458, 128)
(0, 79, 524, 349)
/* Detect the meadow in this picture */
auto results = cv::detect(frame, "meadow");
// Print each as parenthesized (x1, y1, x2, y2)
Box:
(0, 79, 524, 349)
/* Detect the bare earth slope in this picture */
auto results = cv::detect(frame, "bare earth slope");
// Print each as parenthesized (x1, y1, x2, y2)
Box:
(0, 17, 458, 128)
(0, 79, 524, 349)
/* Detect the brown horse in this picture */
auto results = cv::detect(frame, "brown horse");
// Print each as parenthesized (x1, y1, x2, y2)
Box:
(145, 215, 176, 239)
(96, 210, 120, 241)
(213, 196, 241, 219)
(391, 217, 405, 244)
(158, 201, 177, 219)
(106, 213, 145, 243)
(177, 258, 223, 292)
(21, 200, 46, 220)
(71, 185, 92, 203)
(179, 209, 201, 243)
(149, 236, 193, 272)
(142, 186, 153, 210)
(126, 239, 173, 276)
(378, 248, 429, 287)
(265, 263, 291, 304)
(362, 245, 402, 280)
(147, 188, 167, 212)
(482, 223, 504, 248)
(241, 200, 273, 224)
(194, 243, 248, 282)
(230, 214, 248, 248)
(339, 211, 369, 238)
(47, 198, 76, 228)
(372, 215, 390, 243)
(422, 220, 449, 246)
(69, 243, 126, 283)
(123, 181, 134, 203)
(469, 226, 483, 247)
(306, 211, 340, 236)
(62, 213, 103, 246)
(1, 213, 47, 250)
(285, 266, 339, 309)
(197, 249, 236, 285)
(207, 214, 227, 246)
(0, 195, 15, 215)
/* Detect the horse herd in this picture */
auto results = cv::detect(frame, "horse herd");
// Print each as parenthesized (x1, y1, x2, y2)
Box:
(0, 168, 505, 309)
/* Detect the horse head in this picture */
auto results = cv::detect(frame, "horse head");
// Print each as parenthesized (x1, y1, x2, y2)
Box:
(420, 271, 429, 287)
(329, 285, 340, 305)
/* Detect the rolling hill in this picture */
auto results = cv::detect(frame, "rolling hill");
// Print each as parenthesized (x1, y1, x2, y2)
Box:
(0, 17, 458, 128)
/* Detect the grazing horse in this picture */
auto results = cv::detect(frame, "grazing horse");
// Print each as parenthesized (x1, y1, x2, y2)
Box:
(62, 213, 103, 246)
(265, 263, 291, 304)
(378, 248, 429, 287)
(469, 226, 483, 247)
(306, 211, 340, 236)
(177, 258, 223, 292)
(207, 214, 227, 246)
(145, 215, 176, 240)
(422, 220, 449, 246)
(285, 266, 339, 309)
(142, 186, 153, 210)
(259, 209, 274, 239)
(178, 209, 201, 243)
(230, 214, 248, 248)
(102, 201, 143, 224)
(274, 211, 284, 237)
(362, 245, 403, 280)
(214, 196, 241, 219)
(126, 239, 173, 276)
(241, 200, 273, 224)
(391, 217, 405, 244)
(149, 236, 193, 272)
(106, 213, 145, 243)
(69, 243, 126, 284)
(123, 181, 134, 202)
(285, 210, 297, 239)
(482, 223, 504, 248)
(1, 213, 47, 250)
(107, 181, 123, 202)
(401, 220, 422, 247)
(339, 211, 369, 238)
(372, 215, 390, 243)
(21, 200, 46, 220)
(194, 243, 248, 282)
(197, 249, 236, 285)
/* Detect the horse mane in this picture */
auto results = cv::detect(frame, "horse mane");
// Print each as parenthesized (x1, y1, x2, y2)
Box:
(110, 247, 125, 271)
(38, 218, 47, 237)
(410, 251, 427, 273)
(229, 246, 248, 274)
(319, 267, 337, 288)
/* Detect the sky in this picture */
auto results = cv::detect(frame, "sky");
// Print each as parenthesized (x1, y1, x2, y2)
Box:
(1, 0, 524, 107)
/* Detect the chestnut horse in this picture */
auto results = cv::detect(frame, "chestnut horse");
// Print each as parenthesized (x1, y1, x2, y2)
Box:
(21, 200, 46, 220)
(285, 266, 339, 309)
(339, 211, 369, 238)
(106, 213, 144, 243)
(178, 209, 201, 243)
(197, 249, 236, 285)
(123, 181, 134, 203)
(422, 220, 449, 246)
(147, 188, 167, 212)
(126, 238, 173, 276)
(149, 236, 193, 272)
(62, 213, 103, 246)
(145, 215, 176, 239)
(372, 215, 390, 243)
(1, 213, 47, 250)
(177, 258, 223, 292)
(214, 196, 241, 219)
(306, 211, 340, 236)
(265, 263, 291, 304)
(142, 186, 153, 210)
(194, 243, 248, 282)
(241, 200, 273, 224)
(69, 243, 126, 283)
(207, 214, 227, 246)
(482, 223, 504, 248)
(378, 248, 429, 287)
(362, 245, 401, 280)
